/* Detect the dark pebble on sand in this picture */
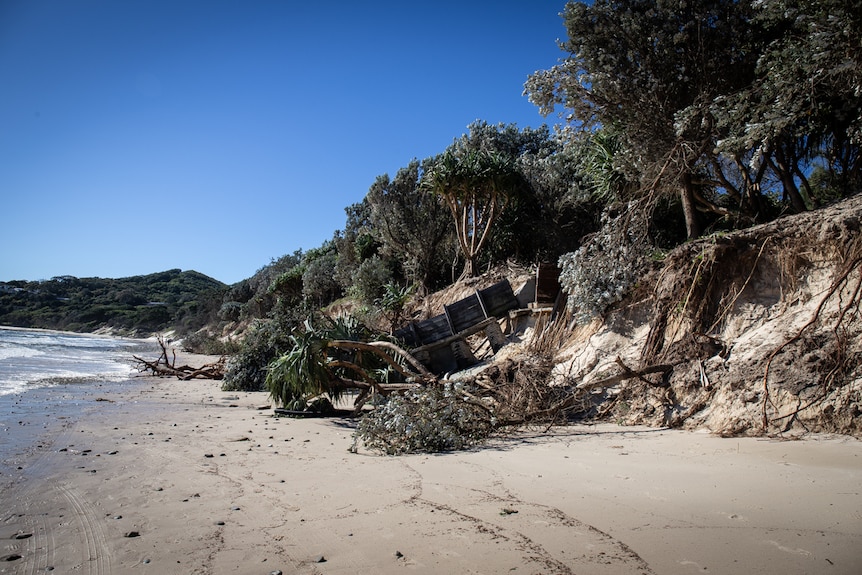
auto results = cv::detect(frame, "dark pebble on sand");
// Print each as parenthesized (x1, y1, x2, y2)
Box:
(3, 554, 22, 561)
(14, 532, 33, 540)
(313, 555, 326, 563)
(231, 506, 240, 511)
(142, 559, 151, 564)
(204, 454, 214, 458)
(395, 550, 404, 558)
(270, 571, 283, 575)
(124, 531, 140, 538)
(215, 521, 225, 526)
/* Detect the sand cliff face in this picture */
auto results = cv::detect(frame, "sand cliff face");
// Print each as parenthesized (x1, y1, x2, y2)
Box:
(549, 194, 862, 436)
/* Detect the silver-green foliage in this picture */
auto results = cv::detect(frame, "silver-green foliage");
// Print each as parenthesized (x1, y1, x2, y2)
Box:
(559, 201, 652, 322)
(354, 382, 494, 455)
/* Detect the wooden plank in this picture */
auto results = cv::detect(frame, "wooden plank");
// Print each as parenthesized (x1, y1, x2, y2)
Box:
(410, 318, 496, 355)
(392, 324, 420, 347)
(445, 293, 487, 333)
(414, 314, 453, 344)
(536, 263, 561, 304)
(478, 279, 519, 317)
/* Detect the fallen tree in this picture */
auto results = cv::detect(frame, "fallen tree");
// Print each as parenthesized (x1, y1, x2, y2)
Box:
(133, 337, 225, 380)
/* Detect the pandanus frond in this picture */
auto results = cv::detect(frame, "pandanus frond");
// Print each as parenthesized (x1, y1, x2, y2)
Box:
(266, 327, 336, 406)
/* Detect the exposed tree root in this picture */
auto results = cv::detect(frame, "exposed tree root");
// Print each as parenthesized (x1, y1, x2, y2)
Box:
(133, 337, 225, 380)
(762, 244, 862, 431)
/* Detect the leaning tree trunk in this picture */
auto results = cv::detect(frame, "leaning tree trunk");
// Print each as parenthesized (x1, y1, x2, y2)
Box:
(680, 171, 702, 240)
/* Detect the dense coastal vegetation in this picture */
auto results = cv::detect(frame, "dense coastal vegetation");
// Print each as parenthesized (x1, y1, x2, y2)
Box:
(0, 269, 225, 335)
(3, 1, 859, 448)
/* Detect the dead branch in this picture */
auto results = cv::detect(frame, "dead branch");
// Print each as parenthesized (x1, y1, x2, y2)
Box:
(133, 337, 225, 380)
(576, 358, 673, 391)
(328, 339, 435, 382)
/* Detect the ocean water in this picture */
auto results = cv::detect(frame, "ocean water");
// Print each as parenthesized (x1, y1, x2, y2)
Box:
(0, 327, 153, 396)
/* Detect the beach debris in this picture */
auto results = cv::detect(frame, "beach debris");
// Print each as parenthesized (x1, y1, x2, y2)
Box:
(133, 337, 225, 380)
(13, 532, 33, 540)
(2, 554, 22, 561)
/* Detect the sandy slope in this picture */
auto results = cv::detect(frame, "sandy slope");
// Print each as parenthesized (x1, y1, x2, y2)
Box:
(1, 376, 860, 575)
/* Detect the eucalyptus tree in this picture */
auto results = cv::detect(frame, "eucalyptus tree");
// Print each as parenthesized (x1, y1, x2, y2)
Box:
(366, 159, 454, 294)
(526, 0, 759, 239)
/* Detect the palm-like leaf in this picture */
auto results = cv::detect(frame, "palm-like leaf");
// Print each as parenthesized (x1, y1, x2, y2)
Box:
(266, 328, 335, 406)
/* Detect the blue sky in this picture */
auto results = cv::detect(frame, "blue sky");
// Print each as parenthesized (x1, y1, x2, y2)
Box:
(1, 1, 567, 285)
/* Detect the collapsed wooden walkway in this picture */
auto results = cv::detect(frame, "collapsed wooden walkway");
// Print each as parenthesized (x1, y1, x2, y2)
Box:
(394, 279, 519, 374)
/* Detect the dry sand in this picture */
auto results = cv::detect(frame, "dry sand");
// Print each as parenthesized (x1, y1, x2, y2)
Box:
(1, 375, 860, 575)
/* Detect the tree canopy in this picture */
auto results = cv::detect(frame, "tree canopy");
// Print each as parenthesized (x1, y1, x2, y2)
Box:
(526, 0, 861, 237)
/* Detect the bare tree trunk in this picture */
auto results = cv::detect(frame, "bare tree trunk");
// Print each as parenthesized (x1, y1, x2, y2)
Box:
(770, 150, 808, 213)
(680, 172, 702, 240)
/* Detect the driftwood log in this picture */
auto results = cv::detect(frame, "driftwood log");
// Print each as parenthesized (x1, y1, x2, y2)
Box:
(133, 337, 225, 380)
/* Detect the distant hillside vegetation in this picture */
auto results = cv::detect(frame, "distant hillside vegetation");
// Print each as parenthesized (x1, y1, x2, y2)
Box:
(0, 269, 227, 335)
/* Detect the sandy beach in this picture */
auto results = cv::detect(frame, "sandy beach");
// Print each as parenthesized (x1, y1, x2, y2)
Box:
(1, 371, 860, 575)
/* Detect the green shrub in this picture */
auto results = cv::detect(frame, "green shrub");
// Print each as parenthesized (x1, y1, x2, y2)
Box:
(354, 382, 494, 455)
(181, 332, 240, 355)
(348, 255, 394, 304)
(559, 201, 652, 322)
(222, 319, 294, 392)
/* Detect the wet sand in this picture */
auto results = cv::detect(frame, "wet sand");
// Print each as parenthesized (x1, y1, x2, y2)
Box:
(1, 375, 860, 574)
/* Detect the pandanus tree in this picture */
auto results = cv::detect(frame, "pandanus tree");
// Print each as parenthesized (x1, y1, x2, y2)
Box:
(423, 148, 524, 279)
(265, 316, 434, 412)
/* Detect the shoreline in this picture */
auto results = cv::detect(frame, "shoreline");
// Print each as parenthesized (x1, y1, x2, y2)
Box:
(0, 374, 860, 573)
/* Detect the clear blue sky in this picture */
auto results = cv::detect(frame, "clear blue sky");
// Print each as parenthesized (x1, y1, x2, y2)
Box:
(1, 1, 567, 285)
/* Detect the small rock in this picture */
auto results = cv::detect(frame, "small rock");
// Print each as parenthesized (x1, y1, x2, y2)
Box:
(313, 555, 326, 563)
(395, 550, 404, 558)
(214, 521, 225, 526)
(269, 570, 283, 575)
(113, 515, 123, 520)
(231, 506, 240, 511)
(14, 532, 33, 540)
(124, 531, 140, 538)
(142, 558, 151, 564)
(107, 450, 118, 455)
(204, 454, 214, 458)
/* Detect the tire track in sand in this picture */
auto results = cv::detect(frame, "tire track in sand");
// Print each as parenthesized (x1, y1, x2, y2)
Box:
(54, 483, 113, 575)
